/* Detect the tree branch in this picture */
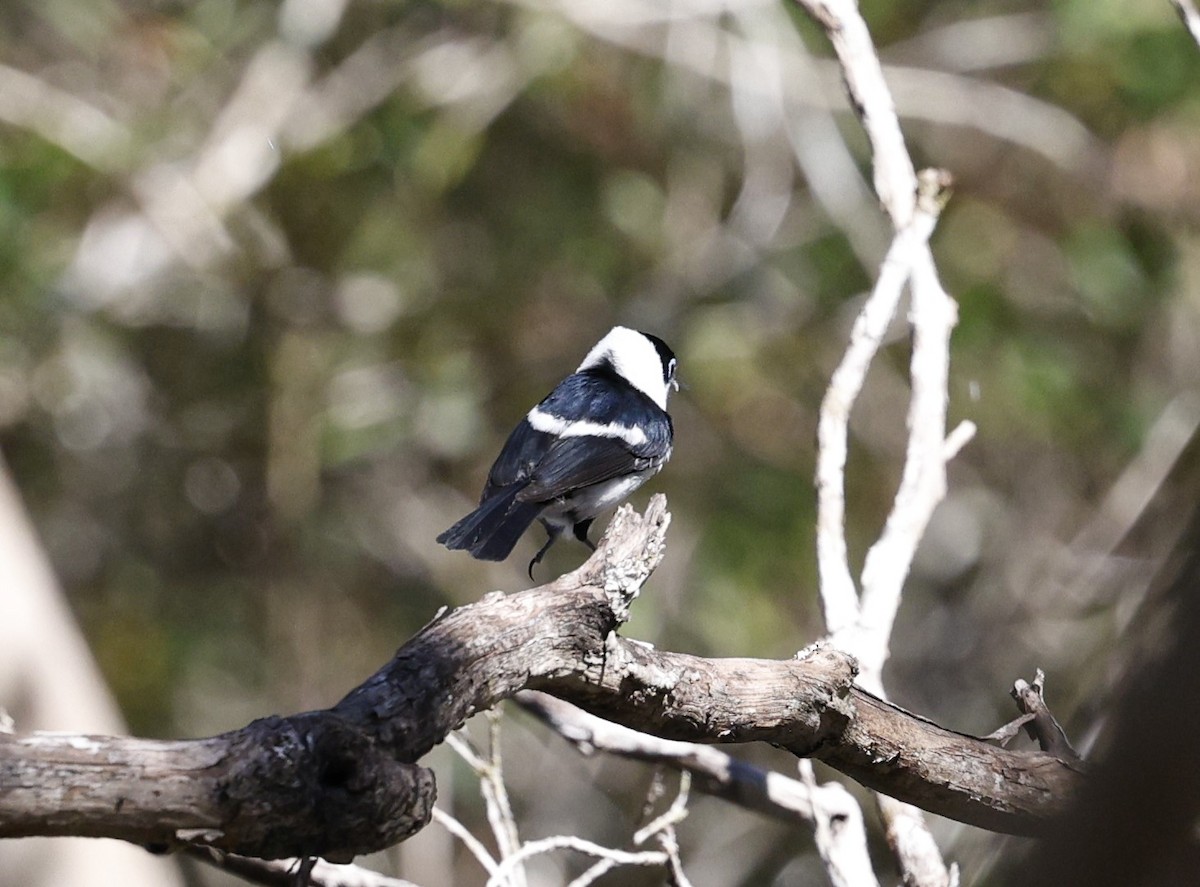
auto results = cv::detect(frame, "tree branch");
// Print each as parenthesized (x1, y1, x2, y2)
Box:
(0, 499, 1079, 862)
(0, 713, 437, 861)
(184, 847, 422, 887)
(517, 690, 824, 825)
(793, 2, 972, 882)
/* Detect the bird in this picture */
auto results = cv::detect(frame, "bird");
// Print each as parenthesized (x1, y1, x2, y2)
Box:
(437, 326, 678, 578)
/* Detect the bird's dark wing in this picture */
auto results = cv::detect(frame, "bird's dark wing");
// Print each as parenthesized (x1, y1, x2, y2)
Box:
(516, 437, 650, 501)
(481, 419, 555, 499)
(483, 370, 673, 503)
(520, 413, 672, 502)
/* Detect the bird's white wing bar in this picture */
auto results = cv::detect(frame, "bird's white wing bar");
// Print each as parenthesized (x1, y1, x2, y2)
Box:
(527, 407, 649, 447)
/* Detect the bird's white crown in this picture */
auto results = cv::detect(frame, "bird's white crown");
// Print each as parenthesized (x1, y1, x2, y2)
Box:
(578, 326, 674, 410)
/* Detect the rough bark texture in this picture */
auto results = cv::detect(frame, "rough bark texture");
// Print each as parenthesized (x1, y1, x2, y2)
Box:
(0, 715, 436, 862)
(0, 499, 1081, 860)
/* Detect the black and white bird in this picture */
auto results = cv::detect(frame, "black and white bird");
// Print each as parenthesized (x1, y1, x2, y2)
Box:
(437, 326, 677, 577)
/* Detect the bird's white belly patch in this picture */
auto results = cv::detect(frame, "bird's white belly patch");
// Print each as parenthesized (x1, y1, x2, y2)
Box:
(541, 469, 661, 529)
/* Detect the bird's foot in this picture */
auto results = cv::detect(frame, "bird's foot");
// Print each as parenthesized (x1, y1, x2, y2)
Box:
(528, 532, 558, 581)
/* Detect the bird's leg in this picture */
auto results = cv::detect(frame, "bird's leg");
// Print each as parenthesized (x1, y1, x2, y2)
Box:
(573, 518, 596, 551)
(528, 525, 562, 581)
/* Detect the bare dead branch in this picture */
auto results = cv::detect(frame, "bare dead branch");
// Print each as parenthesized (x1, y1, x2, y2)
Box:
(876, 795, 959, 887)
(0, 713, 437, 862)
(799, 761, 881, 887)
(456, 713, 526, 887)
(530, 685, 879, 887)
(1010, 671, 1081, 764)
(185, 846, 422, 887)
(517, 690, 822, 825)
(0, 499, 1079, 863)
(486, 836, 667, 887)
(795, 2, 961, 882)
(813, 175, 944, 637)
(855, 170, 960, 682)
(793, 0, 916, 225)
(982, 714, 1037, 747)
(432, 807, 500, 878)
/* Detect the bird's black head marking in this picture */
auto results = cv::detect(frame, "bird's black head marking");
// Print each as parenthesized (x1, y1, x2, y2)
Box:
(639, 331, 677, 386)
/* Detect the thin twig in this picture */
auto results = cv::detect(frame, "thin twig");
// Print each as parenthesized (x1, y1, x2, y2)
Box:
(1172, 0, 1200, 48)
(484, 836, 668, 887)
(799, 761, 882, 887)
(632, 772, 690, 846)
(635, 772, 694, 887)
(432, 807, 500, 879)
(565, 858, 621, 887)
(444, 730, 487, 771)
(442, 719, 526, 887)
(517, 691, 820, 825)
(524, 692, 881, 887)
(656, 826, 694, 887)
(943, 420, 977, 461)
(876, 795, 960, 887)
(480, 712, 525, 886)
(184, 846, 422, 887)
(444, 718, 525, 885)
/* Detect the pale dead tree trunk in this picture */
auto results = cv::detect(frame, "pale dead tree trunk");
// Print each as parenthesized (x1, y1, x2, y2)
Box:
(796, 0, 969, 883)
(0, 458, 185, 887)
(0, 499, 1079, 866)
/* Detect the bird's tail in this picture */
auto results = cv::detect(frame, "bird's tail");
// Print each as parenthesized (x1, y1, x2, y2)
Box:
(436, 485, 543, 561)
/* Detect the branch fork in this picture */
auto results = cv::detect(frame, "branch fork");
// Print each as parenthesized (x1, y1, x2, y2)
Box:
(0, 498, 1079, 864)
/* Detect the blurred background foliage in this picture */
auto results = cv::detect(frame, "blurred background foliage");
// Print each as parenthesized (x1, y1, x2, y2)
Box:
(2, 0, 1199, 883)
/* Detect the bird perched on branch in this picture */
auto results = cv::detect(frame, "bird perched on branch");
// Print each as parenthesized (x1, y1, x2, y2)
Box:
(438, 326, 678, 578)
